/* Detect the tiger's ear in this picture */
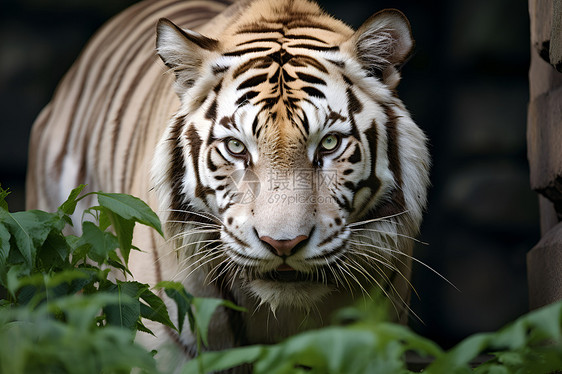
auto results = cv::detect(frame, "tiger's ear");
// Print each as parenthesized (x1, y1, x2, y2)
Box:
(344, 9, 414, 89)
(156, 18, 219, 91)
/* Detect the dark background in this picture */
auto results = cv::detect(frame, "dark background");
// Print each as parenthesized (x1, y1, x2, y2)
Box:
(0, 0, 536, 348)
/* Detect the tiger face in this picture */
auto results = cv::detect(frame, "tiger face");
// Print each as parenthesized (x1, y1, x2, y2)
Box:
(153, 0, 429, 316)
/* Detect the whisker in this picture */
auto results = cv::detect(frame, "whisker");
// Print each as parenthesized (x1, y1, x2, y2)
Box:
(160, 209, 224, 226)
(345, 255, 418, 322)
(165, 220, 221, 229)
(338, 258, 377, 300)
(174, 251, 226, 282)
(348, 246, 421, 303)
(167, 228, 221, 242)
(350, 227, 428, 246)
(347, 210, 410, 228)
(352, 240, 457, 291)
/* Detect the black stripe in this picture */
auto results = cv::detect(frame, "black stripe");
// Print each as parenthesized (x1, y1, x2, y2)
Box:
(342, 74, 353, 85)
(288, 55, 328, 73)
(269, 67, 280, 83)
(302, 86, 325, 99)
(385, 107, 403, 189)
(285, 34, 327, 43)
(327, 59, 345, 68)
(334, 194, 353, 212)
(290, 44, 339, 52)
(346, 88, 362, 140)
(219, 116, 234, 130)
(237, 73, 269, 90)
(318, 229, 343, 247)
(213, 78, 223, 93)
(232, 59, 261, 80)
(356, 120, 381, 193)
(186, 124, 214, 203)
(168, 115, 189, 223)
(212, 65, 229, 74)
(207, 152, 218, 172)
(269, 50, 294, 65)
(344, 181, 355, 191)
(236, 37, 280, 46)
(251, 116, 259, 136)
(363, 108, 406, 220)
(346, 88, 363, 114)
(205, 97, 218, 121)
(223, 46, 270, 57)
(235, 26, 283, 34)
(301, 111, 310, 135)
(287, 20, 336, 32)
(235, 90, 259, 106)
(296, 72, 326, 85)
(348, 144, 361, 164)
(215, 147, 229, 163)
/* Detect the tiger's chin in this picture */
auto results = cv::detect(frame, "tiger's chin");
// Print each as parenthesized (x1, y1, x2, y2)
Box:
(243, 277, 334, 314)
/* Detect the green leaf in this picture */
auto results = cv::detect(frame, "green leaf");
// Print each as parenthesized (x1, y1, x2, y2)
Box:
(103, 210, 135, 266)
(426, 333, 491, 373)
(107, 250, 132, 277)
(192, 297, 245, 347)
(96, 192, 163, 236)
(103, 281, 142, 331)
(4, 264, 27, 297)
(0, 209, 60, 267)
(181, 346, 265, 374)
(58, 184, 87, 216)
(37, 230, 70, 270)
(77, 221, 119, 264)
(156, 281, 194, 334)
(0, 223, 10, 268)
(255, 327, 377, 374)
(0, 186, 10, 211)
(136, 319, 156, 336)
(139, 287, 175, 331)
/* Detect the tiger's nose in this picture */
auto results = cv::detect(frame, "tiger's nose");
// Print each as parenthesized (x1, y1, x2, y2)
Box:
(260, 235, 309, 257)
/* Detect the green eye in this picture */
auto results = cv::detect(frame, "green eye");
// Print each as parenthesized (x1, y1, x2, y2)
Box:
(320, 134, 340, 152)
(226, 138, 246, 155)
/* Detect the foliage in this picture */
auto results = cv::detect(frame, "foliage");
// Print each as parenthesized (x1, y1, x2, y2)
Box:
(0, 185, 231, 373)
(182, 297, 562, 374)
(1, 185, 562, 374)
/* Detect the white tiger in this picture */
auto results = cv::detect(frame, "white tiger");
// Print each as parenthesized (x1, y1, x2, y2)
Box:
(26, 0, 430, 369)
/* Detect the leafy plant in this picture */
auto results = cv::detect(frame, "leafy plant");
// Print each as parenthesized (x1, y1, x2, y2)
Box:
(1, 184, 561, 374)
(0, 185, 235, 374)
(181, 295, 562, 374)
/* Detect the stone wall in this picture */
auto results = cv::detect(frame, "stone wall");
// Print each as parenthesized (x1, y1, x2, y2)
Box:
(527, 0, 562, 308)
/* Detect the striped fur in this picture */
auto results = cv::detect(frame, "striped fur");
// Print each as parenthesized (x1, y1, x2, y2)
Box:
(27, 0, 430, 369)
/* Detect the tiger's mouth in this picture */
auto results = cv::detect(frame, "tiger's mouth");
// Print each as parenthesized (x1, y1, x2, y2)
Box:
(262, 269, 312, 282)
(249, 265, 336, 284)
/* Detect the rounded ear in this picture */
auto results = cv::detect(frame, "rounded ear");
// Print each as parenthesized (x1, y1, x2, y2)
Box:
(156, 18, 219, 91)
(343, 9, 414, 88)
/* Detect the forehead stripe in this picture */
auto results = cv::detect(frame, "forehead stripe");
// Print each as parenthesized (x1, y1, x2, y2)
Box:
(290, 44, 339, 52)
(296, 72, 326, 85)
(237, 73, 269, 90)
(223, 46, 271, 57)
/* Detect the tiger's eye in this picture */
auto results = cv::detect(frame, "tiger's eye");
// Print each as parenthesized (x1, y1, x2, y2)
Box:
(226, 138, 246, 155)
(320, 134, 340, 152)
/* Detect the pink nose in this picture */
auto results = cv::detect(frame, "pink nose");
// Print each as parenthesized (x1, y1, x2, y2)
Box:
(260, 235, 309, 257)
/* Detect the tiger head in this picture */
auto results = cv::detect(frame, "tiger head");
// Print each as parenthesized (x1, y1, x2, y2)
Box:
(152, 0, 430, 317)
